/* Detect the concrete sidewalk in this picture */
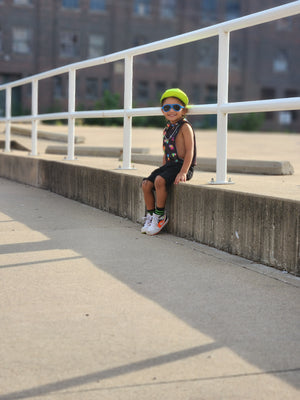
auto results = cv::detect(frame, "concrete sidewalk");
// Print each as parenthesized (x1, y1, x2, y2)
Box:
(0, 178, 299, 400)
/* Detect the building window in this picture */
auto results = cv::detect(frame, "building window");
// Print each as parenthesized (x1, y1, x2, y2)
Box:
(279, 111, 292, 125)
(133, 35, 148, 47)
(62, 0, 79, 9)
(261, 88, 275, 120)
(59, 31, 80, 57)
(276, 18, 292, 31)
(89, 34, 105, 58)
(54, 76, 63, 99)
(261, 88, 275, 100)
(134, 0, 151, 17)
(12, 27, 31, 54)
(113, 61, 124, 74)
(160, 0, 176, 19)
(285, 89, 298, 98)
(90, 0, 106, 11)
(284, 89, 298, 122)
(137, 81, 149, 100)
(201, 0, 216, 22)
(102, 78, 110, 94)
(133, 36, 151, 63)
(202, 0, 216, 13)
(273, 50, 289, 73)
(156, 48, 175, 65)
(198, 39, 217, 68)
(191, 85, 201, 104)
(86, 78, 98, 99)
(156, 81, 166, 98)
(0, 90, 4, 117)
(205, 84, 217, 104)
(230, 86, 242, 102)
(226, 0, 240, 20)
(230, 46, 241, 69)
(13, 0, 33, 5)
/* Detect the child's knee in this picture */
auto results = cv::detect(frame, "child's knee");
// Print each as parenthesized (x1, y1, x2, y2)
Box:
(142, 179, 153, 191)
(154, 175, 166, 190)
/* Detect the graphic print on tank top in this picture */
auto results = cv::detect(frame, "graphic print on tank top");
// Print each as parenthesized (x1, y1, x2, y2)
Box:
(163, 118, 197, 165)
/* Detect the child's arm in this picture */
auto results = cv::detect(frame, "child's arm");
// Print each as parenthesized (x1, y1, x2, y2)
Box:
(174, 124, 194, 184)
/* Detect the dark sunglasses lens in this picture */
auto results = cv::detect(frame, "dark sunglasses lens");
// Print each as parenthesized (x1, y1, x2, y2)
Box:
(173, 104, 182, 111)
(163, 105, 171, 112)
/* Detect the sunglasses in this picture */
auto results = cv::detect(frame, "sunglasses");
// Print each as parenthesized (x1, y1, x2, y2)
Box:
(161, 104, 185, 112)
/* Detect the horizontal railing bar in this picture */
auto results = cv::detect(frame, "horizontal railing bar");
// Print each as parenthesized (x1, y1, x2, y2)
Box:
(126, 104, 219, 116)
(0, 110, 125, 122)
(187, 104, 219, 115)
(1, 97, 299, 124)
(72, 110, 125, 119)
(220, 97, 300, 114)
(223, 0, 300, 32)
(1, 114, 69, 122)
(0, 2, 299, 91)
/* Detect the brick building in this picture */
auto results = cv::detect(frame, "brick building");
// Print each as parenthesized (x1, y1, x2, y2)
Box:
(0, 0, 299, 131)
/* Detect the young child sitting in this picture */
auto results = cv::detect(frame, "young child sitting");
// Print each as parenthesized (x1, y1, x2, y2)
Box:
(141, 88, 197, 235)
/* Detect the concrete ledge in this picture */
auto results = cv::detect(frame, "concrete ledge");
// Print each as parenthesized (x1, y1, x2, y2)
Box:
(45, 145, 150, 157)
(0, 152, 299, 276)
(131, 155, 294, 175)
(9, 125, 85, 144)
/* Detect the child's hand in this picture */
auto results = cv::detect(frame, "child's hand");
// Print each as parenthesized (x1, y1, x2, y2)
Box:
(175, 172, 187, 184)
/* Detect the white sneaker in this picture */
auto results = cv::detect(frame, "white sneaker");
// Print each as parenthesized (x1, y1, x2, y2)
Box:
(147, 213, 168, 236)
(141, 213, 153, 234)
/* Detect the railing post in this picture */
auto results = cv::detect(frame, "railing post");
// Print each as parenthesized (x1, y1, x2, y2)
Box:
(122, 55, 134, 169)
(4, 87, 11, 153)
(31, 79, 38, 156)
(211, 29, 233, 184)
(66, 69, 76, 160)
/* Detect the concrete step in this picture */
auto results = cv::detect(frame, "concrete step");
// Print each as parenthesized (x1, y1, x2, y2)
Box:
(10, 125, 85, 144)
(131, 154, 294, 175)
(46, 145, 150, 157)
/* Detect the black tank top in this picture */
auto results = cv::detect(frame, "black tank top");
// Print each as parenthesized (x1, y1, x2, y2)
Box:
(163, 118, 197, 166)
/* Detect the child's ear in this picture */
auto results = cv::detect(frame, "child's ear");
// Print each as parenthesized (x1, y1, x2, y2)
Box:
(184, 105, 190, 114)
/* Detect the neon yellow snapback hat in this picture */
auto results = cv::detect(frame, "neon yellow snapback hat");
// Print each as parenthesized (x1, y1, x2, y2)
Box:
(160, 88, 189, 106)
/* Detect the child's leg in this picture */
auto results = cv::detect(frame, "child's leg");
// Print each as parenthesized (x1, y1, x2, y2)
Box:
(154, 176, 168, 209)
(142, 179, 155, 210)
(146, 175, 169, 235)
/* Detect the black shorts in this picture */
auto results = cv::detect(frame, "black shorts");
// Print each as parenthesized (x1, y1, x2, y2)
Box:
(144, 162, 194, 187)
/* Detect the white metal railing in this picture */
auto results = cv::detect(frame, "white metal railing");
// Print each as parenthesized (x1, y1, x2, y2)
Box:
(1, 1, 300, 184)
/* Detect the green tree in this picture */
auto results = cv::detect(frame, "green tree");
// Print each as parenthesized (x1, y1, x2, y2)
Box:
(85, 90, 123, 126)
(228, 113, 265, 131)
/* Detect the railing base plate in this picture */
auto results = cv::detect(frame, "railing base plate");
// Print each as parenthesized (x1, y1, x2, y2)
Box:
(208, 178, 234, 185)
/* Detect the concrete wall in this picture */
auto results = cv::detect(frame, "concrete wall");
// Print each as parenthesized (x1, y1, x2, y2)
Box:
(1, 153, 299, 276)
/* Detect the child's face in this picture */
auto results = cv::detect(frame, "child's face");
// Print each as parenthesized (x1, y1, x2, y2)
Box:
(161, 97, 186, 124)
